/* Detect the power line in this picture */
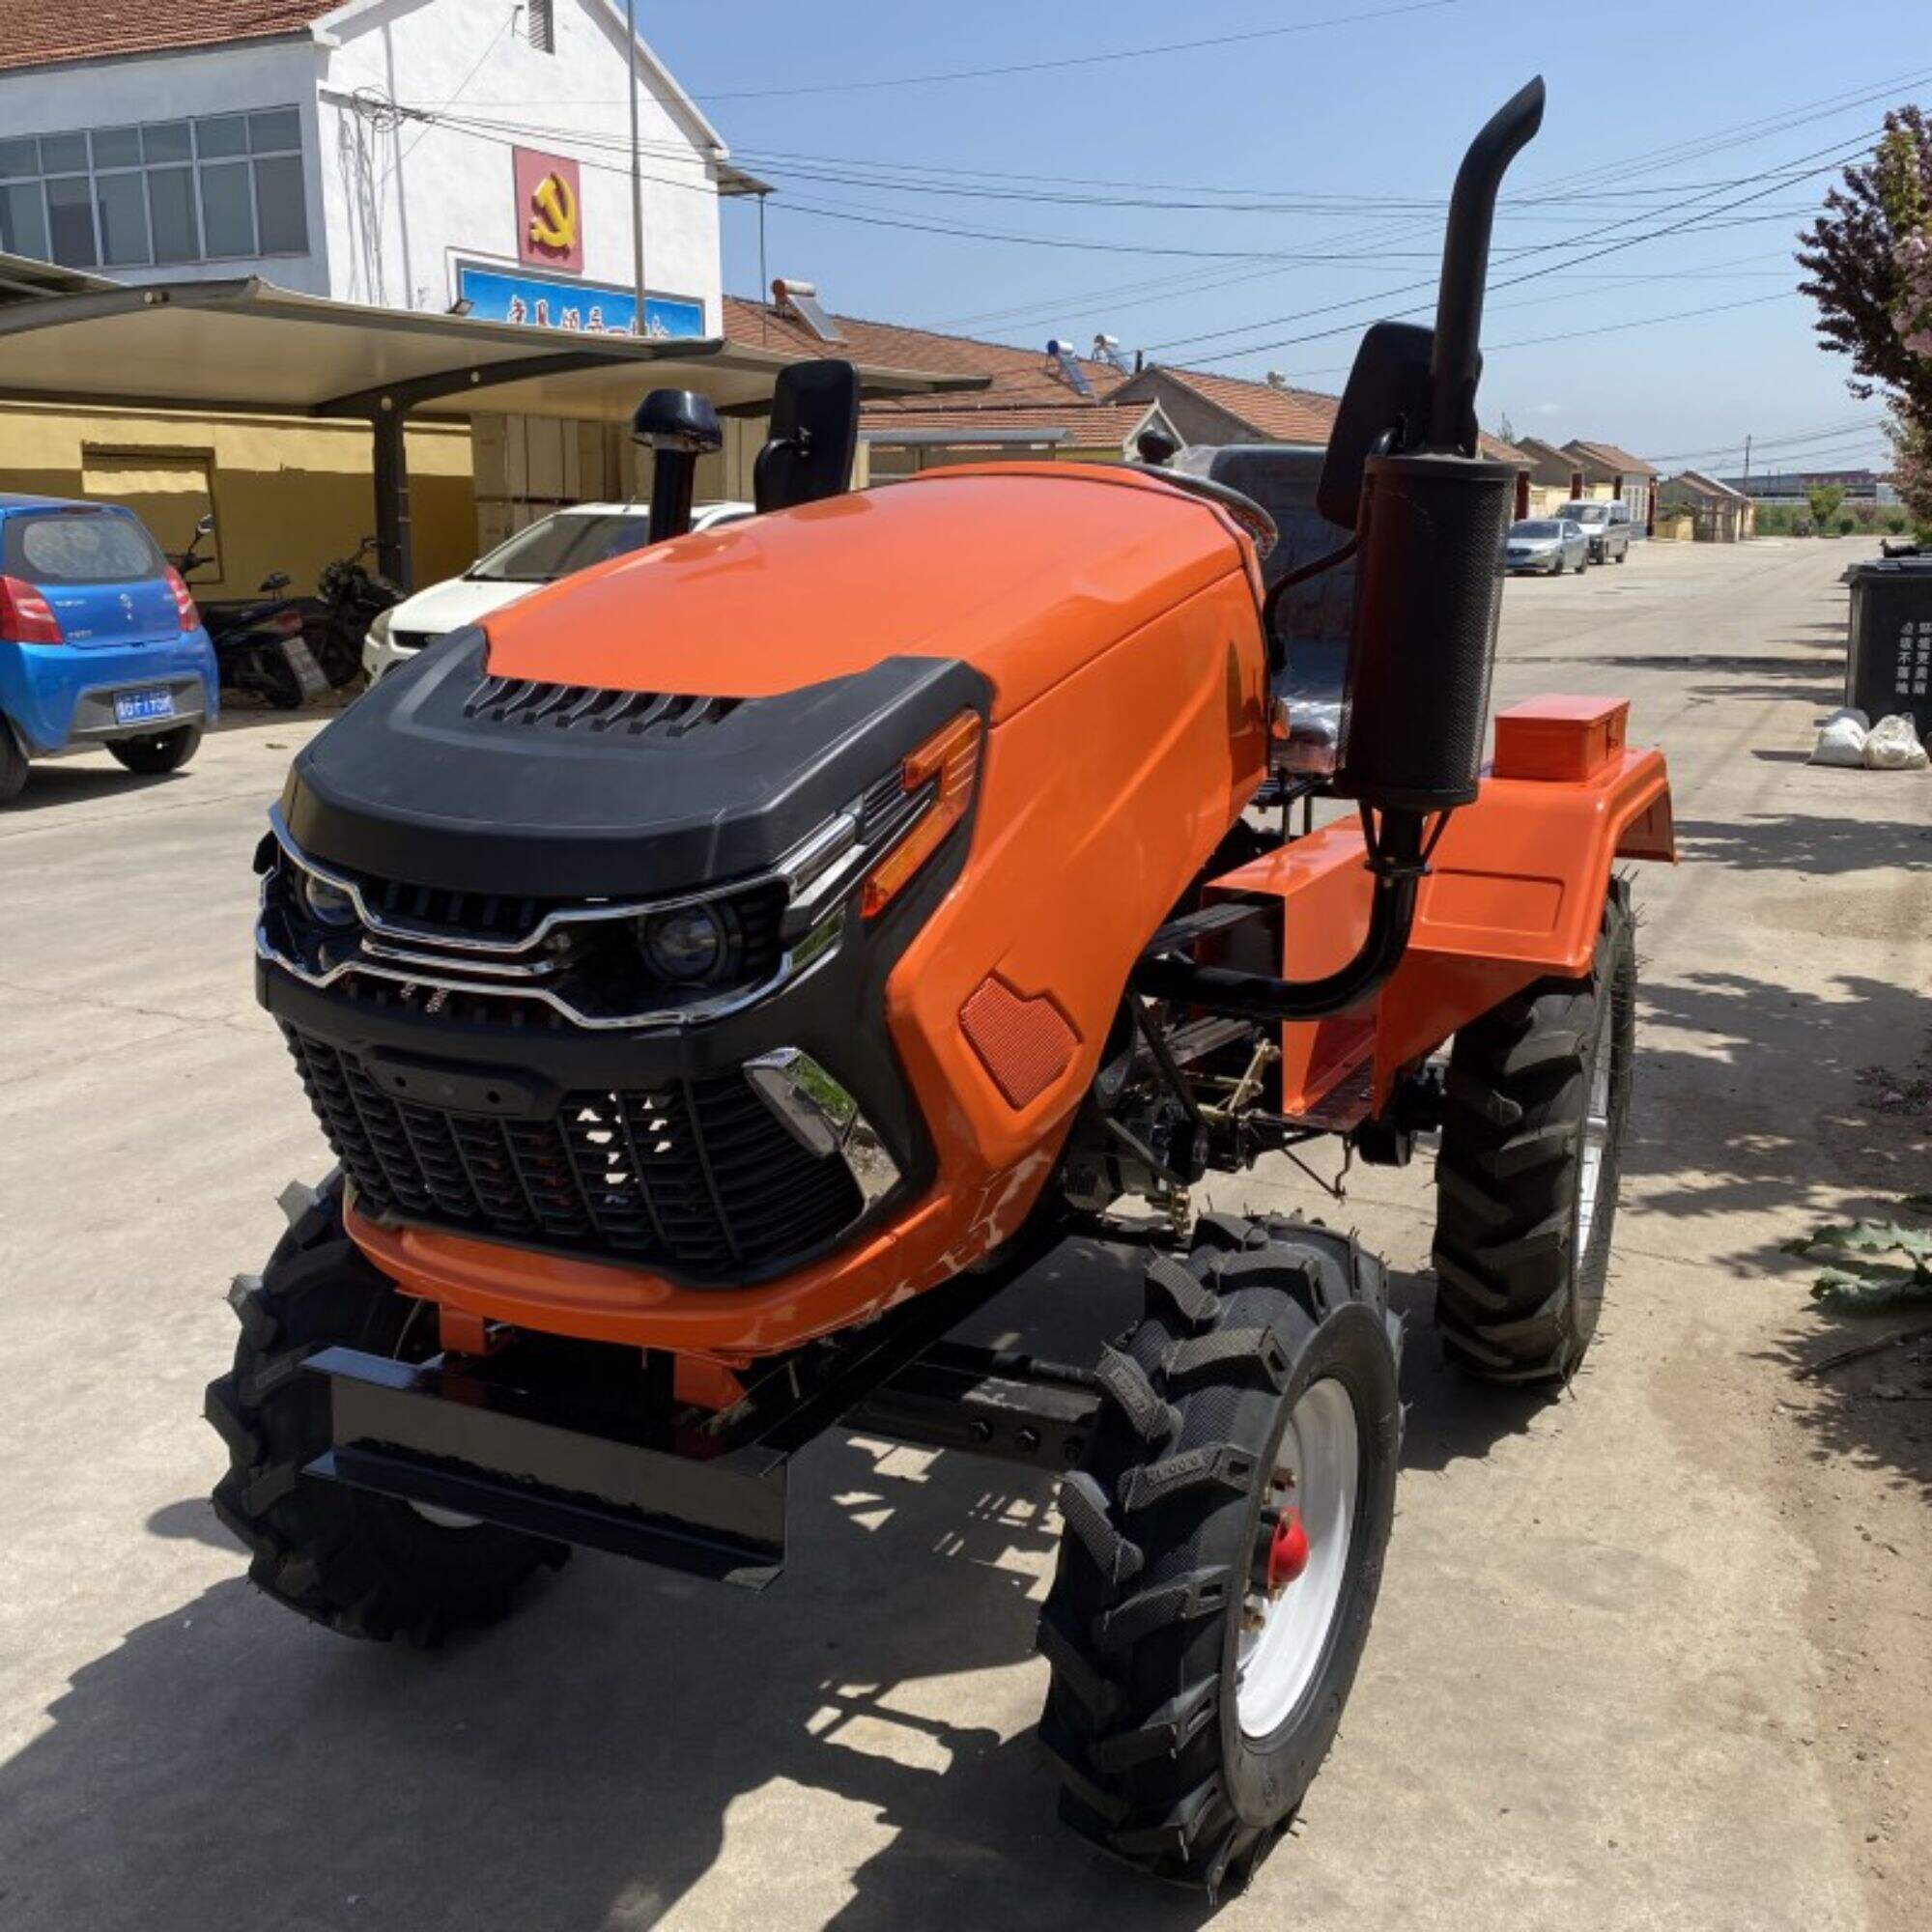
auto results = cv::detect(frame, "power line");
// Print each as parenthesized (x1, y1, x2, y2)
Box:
(680, 0, 1463, 102)
(1142, 133, 1866, 359)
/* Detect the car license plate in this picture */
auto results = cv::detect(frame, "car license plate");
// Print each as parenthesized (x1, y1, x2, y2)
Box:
(282, 639, 330, 699)
(114, 688, 175, 726)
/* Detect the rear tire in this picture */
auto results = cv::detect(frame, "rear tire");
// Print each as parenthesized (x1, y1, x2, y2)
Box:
(1431, 879, 1635, 1385)
(0, 722, 27, 806)
(1037, 1215, 1402, 1897)
(109, 724, 201, 774)
(252, 649, 305, 711)
(206, 1178, 567, 1643)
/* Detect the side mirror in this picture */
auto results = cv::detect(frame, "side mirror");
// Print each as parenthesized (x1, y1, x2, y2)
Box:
(1314, 321, 1435, 533)
(261, 572, 292, 593)
(754, 359, 860, 514)
(632, 388, 723, 544)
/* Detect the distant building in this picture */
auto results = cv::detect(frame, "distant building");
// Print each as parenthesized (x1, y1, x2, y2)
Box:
(1561, 440, 1659, 535)
(1658, 469, 1754, 542)
(1719, 468, 1893, 504)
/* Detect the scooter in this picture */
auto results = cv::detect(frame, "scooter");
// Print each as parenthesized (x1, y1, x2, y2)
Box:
(173, 517, 328, 712)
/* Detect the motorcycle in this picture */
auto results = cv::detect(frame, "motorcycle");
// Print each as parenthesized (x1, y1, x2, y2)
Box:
(173, 516, 327, 712)
(308, 536, 402, 689)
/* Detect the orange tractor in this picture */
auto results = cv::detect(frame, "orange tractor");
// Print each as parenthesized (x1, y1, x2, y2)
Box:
(211, 79, 1671, 1893)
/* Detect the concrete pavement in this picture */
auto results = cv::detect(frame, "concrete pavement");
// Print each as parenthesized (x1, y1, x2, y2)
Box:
(0, 537, 1925, 1931)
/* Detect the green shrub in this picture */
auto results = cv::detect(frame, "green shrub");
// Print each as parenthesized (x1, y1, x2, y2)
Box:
(1839, 515, 1857, 533)
(1887, 514, 1909, 532)
(1792, 519, 1815, 537)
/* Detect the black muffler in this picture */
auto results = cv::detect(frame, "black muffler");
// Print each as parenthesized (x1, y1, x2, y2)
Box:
(1137, 77, 1547, 1022)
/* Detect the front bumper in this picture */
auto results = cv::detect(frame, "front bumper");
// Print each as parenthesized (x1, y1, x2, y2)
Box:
(360, 627, 424, 684)
(0, 634, 218, 753)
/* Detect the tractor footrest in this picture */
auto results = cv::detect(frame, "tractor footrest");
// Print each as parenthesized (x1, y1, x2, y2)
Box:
(303, 1346, 788, 1589)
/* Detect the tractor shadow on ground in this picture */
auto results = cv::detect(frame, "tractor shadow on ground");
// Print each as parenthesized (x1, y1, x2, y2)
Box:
(3, 1239, 1507, 1932)
(1382, 1265, 1552, 1472)
(4, 1430, 1220, 1932)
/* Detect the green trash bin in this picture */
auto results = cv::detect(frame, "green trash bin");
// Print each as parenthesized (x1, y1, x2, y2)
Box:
(1845, 558, 1932, 738)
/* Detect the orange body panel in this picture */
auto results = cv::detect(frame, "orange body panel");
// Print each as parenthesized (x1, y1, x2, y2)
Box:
(345, 456, 1668, 1364)
(481, 464, 1253, 721)
(1211, 724, 1674, 1118)
(353, 466, 1271, 1357)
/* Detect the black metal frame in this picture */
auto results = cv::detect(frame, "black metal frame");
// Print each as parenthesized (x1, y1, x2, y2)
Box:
(303, 1219, 1096, 1589)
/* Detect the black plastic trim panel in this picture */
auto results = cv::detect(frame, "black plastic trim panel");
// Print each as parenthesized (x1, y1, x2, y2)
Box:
(281, 628, 987, 898)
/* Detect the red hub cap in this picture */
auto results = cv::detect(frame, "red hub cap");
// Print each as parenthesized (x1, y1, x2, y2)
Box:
(1265, 1506, 1310, 1594)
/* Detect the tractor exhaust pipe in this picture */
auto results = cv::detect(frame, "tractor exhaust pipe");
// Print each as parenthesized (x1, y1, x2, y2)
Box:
(1137, 81, 1547, 1024)
(1427, 76, 1546, 456)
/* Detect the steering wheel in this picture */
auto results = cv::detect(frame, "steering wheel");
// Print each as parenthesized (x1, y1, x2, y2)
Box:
(1124, 463, 1278, 558)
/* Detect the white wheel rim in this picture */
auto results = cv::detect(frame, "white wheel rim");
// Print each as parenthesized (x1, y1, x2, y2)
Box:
(1236, 1377, 1358, 1739)
(1576, 992, 1615, 1254)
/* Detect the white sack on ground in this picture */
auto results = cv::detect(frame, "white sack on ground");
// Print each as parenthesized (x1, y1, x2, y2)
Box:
(1862, 712, 1930, 770)
(1810, 705, 1869, 767)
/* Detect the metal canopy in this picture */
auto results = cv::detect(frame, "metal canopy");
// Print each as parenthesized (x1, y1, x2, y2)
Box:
(0, 264, 986, 586)
(0, 270, 982, 418)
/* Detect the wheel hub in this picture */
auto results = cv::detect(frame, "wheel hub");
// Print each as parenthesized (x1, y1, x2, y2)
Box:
(1236, 1377, 1359, 1740)
(1264, 1506, 1310, 1594)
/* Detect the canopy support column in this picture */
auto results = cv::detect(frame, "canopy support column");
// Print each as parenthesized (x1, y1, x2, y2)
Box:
(371, 400, 412, 592)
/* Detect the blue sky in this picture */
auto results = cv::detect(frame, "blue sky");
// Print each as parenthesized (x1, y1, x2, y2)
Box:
(599, 5, 1922, 472)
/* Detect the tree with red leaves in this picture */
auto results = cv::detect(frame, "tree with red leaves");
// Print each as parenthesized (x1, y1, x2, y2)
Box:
(1798, 109, 1932, 519)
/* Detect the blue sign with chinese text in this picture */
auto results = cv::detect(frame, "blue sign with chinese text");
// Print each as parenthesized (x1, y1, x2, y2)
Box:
(455, 262, 706, 339)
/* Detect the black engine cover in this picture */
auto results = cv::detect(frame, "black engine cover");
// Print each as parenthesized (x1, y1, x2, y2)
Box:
(282, 628, 985, 897)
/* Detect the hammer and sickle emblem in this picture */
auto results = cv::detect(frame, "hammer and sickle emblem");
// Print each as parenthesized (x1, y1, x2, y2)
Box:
(527, 172, 577, 256)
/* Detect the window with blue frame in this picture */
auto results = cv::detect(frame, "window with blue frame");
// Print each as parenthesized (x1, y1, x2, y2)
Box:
(0, 108, 308, 270)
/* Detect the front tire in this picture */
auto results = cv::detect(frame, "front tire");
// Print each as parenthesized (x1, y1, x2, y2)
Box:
(1431, 879, 1635, 1385)
(109, 724, 201, 774)
(206, 1179, 566, 1642)
(0, 722, 27, 806)
(1037, 1216, 1402, 1897)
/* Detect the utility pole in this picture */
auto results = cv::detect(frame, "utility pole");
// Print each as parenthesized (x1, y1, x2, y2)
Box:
(1742, 434, 1751, 488)
(626, 0, 645, 334)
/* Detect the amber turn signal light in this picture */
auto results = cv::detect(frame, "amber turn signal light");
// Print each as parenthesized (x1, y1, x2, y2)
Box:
(860, 711, 982, 920)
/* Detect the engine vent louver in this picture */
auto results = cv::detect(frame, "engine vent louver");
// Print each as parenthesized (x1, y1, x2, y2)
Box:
(463, 674, 742, 738)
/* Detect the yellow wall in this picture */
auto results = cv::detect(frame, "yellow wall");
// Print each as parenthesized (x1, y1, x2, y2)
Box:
(0, 403, 475, 595)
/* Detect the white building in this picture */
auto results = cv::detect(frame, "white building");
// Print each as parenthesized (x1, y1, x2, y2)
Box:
(0, 0, 728, 337)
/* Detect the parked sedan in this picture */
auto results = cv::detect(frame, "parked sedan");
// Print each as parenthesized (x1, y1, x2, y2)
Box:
(1505, 517, 1590, 576)
(362, 498, 754, 683)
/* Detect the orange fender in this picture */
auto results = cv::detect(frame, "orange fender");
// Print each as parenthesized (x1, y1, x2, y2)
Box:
(1208, 696, 1673, 1120)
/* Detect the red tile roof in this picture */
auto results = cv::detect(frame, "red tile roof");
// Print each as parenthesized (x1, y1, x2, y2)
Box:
(723, 296, 1116, 418)
(724, 297, 1525, 466)
(0, 0, 327, 71)
(1128, 366, 1340, 444)
(1564, 439, 1659, 480)
(861, 402, 1157, 447)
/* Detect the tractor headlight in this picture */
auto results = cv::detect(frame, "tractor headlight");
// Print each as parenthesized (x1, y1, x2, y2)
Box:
(640, 900, 742, 985)
(297, 867, 359, 929)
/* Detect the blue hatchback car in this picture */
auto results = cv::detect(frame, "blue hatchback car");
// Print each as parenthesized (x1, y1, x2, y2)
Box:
(0, 494, 219, 805)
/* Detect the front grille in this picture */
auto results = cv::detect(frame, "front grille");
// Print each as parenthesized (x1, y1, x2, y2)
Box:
(463, 675, 742, 738)
(284, 1027, 862, 1275)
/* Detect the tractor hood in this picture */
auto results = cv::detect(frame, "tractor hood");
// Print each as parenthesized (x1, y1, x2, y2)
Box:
(278, 467, 1247, 899)
(479, 464, 1250, 724)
